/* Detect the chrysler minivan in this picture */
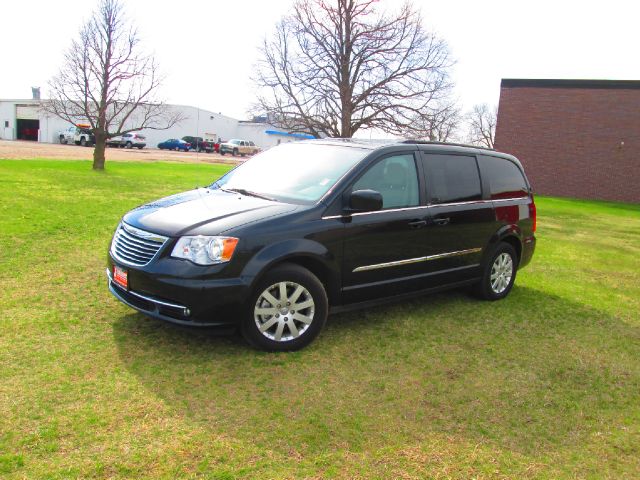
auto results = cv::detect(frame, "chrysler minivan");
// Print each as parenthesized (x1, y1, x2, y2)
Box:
(107, 140, 536, 350)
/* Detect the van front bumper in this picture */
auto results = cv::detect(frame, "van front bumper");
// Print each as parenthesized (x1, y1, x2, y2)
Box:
(106, 255, 250, 326)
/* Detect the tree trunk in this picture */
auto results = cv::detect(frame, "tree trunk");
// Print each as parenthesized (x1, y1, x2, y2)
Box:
(92, 132, 106, 170)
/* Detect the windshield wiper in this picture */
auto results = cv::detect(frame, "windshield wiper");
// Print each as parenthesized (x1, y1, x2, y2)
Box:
(222, 188, 278, 202)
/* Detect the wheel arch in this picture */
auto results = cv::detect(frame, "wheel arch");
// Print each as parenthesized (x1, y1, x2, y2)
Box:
(487, 225, 523, 265)
(500, 235, 522, 264)
(241, 240, 341, 306)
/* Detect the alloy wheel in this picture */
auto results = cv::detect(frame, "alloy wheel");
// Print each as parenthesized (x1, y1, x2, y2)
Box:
(490, 252, 513, 294)
(254, 281, 315, 342)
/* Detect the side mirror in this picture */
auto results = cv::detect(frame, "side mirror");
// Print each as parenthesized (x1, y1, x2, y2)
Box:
(348, 189, 383, 213)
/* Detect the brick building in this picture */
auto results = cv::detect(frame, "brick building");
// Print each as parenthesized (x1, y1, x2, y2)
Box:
(494, 79, 640, 203)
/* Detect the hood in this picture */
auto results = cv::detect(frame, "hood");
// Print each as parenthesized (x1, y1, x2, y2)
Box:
(123, 188, 298, 237)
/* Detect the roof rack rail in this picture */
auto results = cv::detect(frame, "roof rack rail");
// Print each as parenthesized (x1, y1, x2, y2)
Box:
(400, 139, 495, 151)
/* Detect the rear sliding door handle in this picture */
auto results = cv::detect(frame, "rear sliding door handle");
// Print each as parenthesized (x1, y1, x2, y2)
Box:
(408, 219, 427, 229)
(433, 217, 450, 226)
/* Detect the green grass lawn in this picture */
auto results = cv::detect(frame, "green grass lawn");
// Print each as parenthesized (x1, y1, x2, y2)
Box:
(1, 159, 639, 479)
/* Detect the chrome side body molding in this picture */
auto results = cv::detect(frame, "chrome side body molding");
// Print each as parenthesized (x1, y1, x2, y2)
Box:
(353, 248, 482, 273)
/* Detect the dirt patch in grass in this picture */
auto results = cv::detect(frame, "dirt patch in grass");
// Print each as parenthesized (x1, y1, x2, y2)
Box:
(0, 139, 242, 165)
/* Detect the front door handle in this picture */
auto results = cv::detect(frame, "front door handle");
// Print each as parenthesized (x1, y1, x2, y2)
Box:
(433, 217, 450, 226)
(408, 219, 427, 229)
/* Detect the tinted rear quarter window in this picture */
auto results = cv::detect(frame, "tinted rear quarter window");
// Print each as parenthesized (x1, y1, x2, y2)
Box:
(423, 154, 481, 204)
(479, 156, 529, 199)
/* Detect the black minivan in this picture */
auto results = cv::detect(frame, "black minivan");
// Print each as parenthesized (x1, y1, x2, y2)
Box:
(107, 140, 536, 350)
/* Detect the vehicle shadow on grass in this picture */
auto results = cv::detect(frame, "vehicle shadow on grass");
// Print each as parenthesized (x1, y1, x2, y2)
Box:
(112, 285, 640, 460)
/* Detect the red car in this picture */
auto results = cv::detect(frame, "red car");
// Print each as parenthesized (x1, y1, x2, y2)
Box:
(197, 140, 220, 153)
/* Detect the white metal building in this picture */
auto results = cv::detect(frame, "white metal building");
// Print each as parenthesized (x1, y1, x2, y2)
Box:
(0, 99, 314, 149)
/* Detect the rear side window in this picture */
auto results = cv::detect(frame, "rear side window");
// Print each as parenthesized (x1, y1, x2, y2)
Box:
(479, 156, 529, 199)
(353, 154, 419, 209)
(423, 154, 481, 204)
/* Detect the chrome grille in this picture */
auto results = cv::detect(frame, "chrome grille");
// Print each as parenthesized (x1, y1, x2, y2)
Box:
(111, 223, 168, 267)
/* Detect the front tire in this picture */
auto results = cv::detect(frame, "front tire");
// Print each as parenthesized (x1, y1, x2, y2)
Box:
(475, 242, 518, 300)
(241, 263, 328, 351)
(232, 148, 238, 157)
(80, 137, 87, 146)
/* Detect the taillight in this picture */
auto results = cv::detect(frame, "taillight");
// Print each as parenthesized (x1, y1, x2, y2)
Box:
(529, 196, 537, 233)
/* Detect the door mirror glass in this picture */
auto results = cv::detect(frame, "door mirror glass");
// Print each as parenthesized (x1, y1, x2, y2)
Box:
(349, 189, 383, 212)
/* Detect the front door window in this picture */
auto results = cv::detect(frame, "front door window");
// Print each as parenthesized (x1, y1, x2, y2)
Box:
(352, 154, 419, 209)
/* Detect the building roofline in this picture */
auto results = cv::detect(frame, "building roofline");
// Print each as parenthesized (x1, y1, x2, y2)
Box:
(0, 99, 44, 103)
(501, 78, 640, 89)
(0, 98, 239, 120)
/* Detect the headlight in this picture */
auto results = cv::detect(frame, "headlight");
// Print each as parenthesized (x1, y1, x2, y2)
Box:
(171, 236, 238, 265)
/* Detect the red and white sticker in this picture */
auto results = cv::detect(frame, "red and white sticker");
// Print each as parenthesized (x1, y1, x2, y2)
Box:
(113, 265, 128, 289)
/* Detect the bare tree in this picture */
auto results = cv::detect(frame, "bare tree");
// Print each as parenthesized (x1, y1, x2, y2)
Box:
(254, 0, 454, 138)
(403, 101, 461, 142)
(43, 0, 182, 170)
(466, 103, 497, 148)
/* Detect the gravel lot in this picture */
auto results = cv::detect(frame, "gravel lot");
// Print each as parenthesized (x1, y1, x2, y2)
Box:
(0, 139, 242, 165)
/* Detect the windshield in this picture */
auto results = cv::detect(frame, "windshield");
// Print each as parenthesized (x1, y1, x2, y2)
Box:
(211, 142, 368, 204)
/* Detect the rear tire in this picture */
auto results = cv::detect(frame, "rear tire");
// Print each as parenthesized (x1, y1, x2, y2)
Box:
(241, 263, 328, 351)
(80, 137, 87, 147)
(474, 242, 518, 300)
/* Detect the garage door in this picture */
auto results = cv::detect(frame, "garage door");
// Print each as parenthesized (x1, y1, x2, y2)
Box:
(16, 104, 40, 120)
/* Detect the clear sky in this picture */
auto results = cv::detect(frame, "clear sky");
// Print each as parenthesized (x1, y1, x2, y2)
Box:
(2, 0, 639, 122)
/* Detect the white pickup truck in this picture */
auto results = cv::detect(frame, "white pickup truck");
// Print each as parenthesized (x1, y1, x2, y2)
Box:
(57, 125, 95, 146)
(57, 126, 76, 144)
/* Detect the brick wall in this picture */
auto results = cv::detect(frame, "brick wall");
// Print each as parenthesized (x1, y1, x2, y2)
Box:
(494, 80, 640, 203)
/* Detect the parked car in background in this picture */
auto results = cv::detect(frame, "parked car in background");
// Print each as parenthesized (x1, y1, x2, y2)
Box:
(198, 139, 220, 153)
(74, 127, 95, 147)
(158, 139, 191, 151)
(202, 133, 220, 153)
(57, 124, 94, 146)
(57, 126, 76, 144)
(107, 133, 146, 149)
(219, 139, 259, 157)
(106, 139, 536, 351)
(182, 136, 220, 153)
(182, 136, 203, 150)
